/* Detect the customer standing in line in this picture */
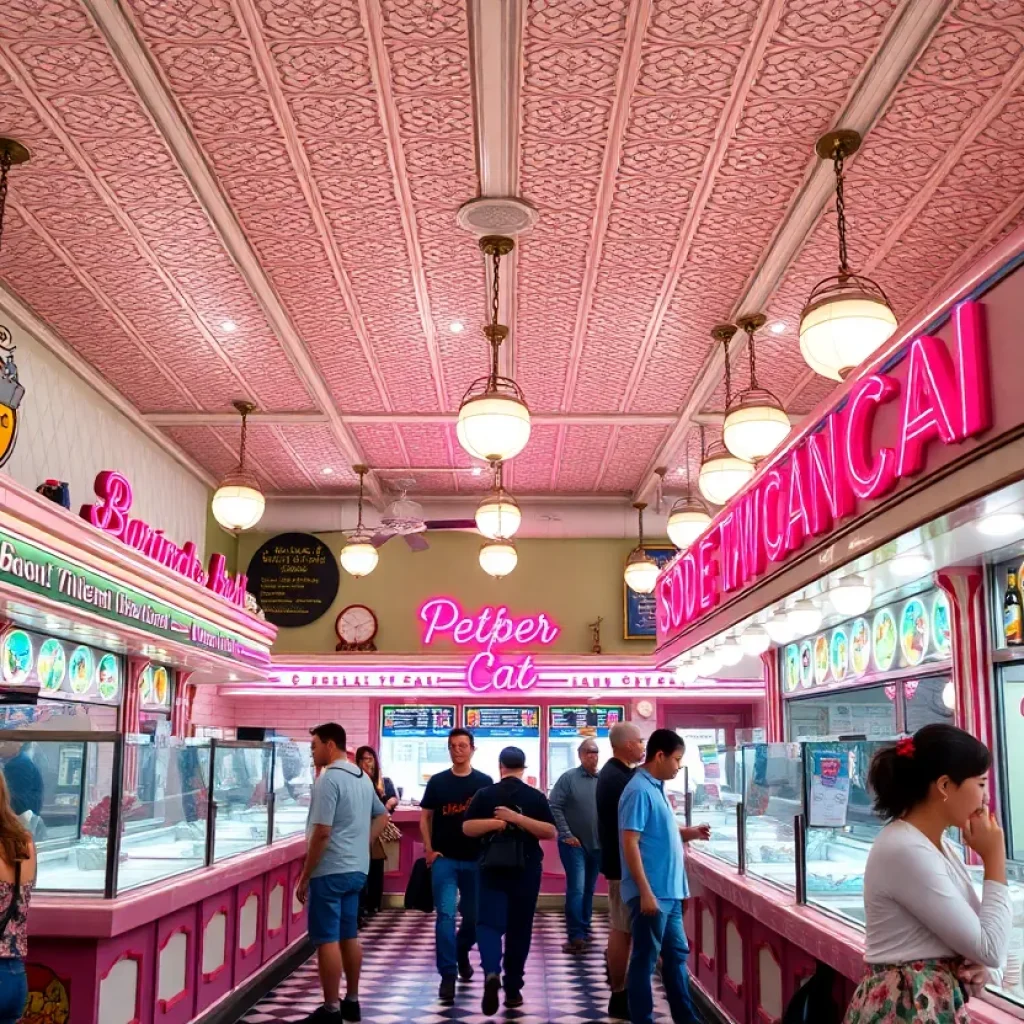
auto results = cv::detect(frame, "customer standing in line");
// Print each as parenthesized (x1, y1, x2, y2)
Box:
(297, 723, 388, 1024)
(597, 722, 646, 1020)
(419, 728, 493, 1004)
(0, 771, 34, 1024)
(464, 746, 558, 1017)
(620, 729, 709, 1024)
(550, 738, 602, 953)
(844, 724, 1012, 1024)
(355, 745, 398, 925)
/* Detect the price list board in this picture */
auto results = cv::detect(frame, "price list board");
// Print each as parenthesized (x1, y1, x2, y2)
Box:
(463, 705, 540, 738)
(548, 705, 626, 737)
(380, 704, 456, 738)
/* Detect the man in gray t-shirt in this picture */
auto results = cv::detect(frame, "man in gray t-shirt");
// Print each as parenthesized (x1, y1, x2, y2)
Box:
(297, 723, 387, 1023)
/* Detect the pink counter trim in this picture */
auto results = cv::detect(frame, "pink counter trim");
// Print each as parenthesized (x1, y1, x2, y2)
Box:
(30, 836, 305, 939)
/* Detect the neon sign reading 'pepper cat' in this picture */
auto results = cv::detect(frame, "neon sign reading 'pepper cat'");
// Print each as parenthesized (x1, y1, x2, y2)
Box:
(657, 301, 993, 639)
(419, 597, 560, 693)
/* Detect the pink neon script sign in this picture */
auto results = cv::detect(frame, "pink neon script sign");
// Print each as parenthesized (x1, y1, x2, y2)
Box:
(419, 597, 560, 694)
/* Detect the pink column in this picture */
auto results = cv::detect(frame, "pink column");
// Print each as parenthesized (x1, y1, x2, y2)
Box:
(172, 672, 195, 737)
(122, 659, 147, 795)
(761, 650, 784, 742)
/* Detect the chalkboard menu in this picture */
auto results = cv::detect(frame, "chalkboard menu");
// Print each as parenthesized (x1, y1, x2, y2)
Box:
(549, 705, 626, 737)
(464, 705, 540, 738)
(381, 705, 456, 737)
(247, 532, 339, 628)
(624, 546, 676, 639)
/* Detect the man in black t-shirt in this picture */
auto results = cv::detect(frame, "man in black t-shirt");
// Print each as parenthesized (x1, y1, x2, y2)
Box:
(419, 728, 493, 1004)
(596, 722, 646, 1020)
(464, 746, 557, 1017)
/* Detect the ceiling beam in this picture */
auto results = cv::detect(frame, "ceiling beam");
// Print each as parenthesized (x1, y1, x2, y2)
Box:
(630, 0, 956, 504)
(81, 0, 385, 506)
(144, 411, 679, 427)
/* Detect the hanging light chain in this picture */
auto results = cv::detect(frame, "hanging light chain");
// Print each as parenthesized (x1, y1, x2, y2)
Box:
(355, 468, 366, 531)
(490, 245, 501, 329)
(699, 424, 706, 461)
(833, 144, 850, 277)
(0, 147, 11, 254)
(746, 320, 759, 388)
(238, 405, 250, 471)
(722, 331, 732, 405)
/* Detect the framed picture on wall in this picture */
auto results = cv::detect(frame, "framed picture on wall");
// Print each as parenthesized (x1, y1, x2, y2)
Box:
(623, 546, 675, 640)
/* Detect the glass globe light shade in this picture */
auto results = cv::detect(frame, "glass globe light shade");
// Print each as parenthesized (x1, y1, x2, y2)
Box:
(723, 391, 792, 463)
(718, 638, 743, 667)
(698, 440, 754, 506)
(789, 599, 822, 636)
(475, 492, 522, 540)
(890, 552, 931, 579)
(695, 647, 721, 676)
(763, 612, 794, 645)
(799, 282, 898, 382)
(830, 574, 873, 617)
(624, 548, 660, 594)
(676, 661, 699, 685)
(339, 537, 379, 578)
(739, 625, 771, 656)
(666, 495, 712, 550)
(211, 470, 265, 531)
(479, 539, 518, 579)
(457, 393, 531, 462)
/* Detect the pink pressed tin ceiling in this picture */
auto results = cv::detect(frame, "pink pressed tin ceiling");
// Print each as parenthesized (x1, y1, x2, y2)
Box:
(1, 0, 1024, 503)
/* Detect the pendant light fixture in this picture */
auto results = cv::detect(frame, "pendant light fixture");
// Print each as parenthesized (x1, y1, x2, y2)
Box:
(789, 599, 823, 637)
(475, 461, 522, 540)
(211, 400, 265, 531)
(739, 624, 771, 656)
(718, 636, 743, 667)
(457, 236, 531, 462)
(624, 502, 660, 595)
(723, 313, 791, 463)
(699, 329, 754, 506)
(666, 446, 712, 551)
(676, 659, 699, 685)
(340, 466, 379, 578)
(829, 573, 873, 617)
(479, 538, 517, 579)
(799, 130, 897, 381)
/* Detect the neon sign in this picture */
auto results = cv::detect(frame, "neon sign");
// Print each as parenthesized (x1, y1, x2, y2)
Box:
(418, 597, 560, 694)
(657, 301, 992, 640)
(81, 471, 249, 609)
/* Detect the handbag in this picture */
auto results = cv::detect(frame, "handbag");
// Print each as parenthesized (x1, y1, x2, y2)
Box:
(404, 857, 434, 913)
(479, 807, 526, 871)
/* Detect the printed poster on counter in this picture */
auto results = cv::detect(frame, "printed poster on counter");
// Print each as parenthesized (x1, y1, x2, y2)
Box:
(809, 749, 852, 828)
(698, 745, 721, 800)
(464, 705, 540, 738)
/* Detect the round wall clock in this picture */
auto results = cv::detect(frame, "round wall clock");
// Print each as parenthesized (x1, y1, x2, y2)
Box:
(336, 604, 378, 651)
(636, 699, 654, 719)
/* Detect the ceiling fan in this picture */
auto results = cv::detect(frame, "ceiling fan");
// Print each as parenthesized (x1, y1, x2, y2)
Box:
(370, 481, 476, 551)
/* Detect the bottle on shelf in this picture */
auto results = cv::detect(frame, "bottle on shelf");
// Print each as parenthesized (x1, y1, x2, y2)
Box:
(1004, 569, 1023, 646)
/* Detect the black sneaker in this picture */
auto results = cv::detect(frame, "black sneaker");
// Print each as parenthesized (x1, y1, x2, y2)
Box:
(505, 990, 524, 1009)
(458, 952, 474, 981)
(482, 973, 501, 1016)
(438, 976, 457, 1004)
(608, 990, 629, 1020)
(340, 998, 361, 1022)
(301, 1007, 342, 1024)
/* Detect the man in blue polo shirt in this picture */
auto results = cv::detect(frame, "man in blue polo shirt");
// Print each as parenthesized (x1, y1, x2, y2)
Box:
(619, 729, 710, 1024)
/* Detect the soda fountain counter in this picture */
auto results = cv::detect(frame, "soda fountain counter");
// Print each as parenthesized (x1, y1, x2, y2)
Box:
(652, 226, 1024, 1023)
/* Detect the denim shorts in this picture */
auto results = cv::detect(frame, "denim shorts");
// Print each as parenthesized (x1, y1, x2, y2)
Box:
(308, 872, 367, 945)
(0, 959, 26, 1024)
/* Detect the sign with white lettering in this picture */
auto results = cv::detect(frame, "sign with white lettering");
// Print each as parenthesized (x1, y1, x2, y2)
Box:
(247, 533, 339, 628)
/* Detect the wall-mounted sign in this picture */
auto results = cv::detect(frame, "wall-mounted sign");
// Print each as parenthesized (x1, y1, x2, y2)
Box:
(625, 547, 676, 640)
(246, 533, 339, 628)
(658, 303, 991, 642)
(0, 626, 122, 704)
(464, 705, 540, 737)
(419, 597, 560, 694)
(381, 704, 455, 737)
(0, 528, 267, 665)
(80, 471, 249, 609)
(0, 328, 24, 471)
(548, 705, 625, 737)
(139, 663, 172, 710)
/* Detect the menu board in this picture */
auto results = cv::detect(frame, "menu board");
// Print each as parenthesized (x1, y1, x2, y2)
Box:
(624, 547, 676, 639)
(381, 705, 455, 737)
(247, 532, 340, 628)
(548, 705, 625, 737)
(464, 705, 540, 738)
(0, 627, 122, 705)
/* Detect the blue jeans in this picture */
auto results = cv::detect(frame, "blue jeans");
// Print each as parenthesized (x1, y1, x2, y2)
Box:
(477, 860, 542, 996)
(431, 857, 480, 979)
(0, 960, 26, 1024)
(628, 899, 704, 1024)
(558, 841, 601, 941)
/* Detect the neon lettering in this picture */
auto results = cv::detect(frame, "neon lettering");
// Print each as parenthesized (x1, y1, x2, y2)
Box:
(955, 301, 991, 437)
(737, 487, 764, 585)
(682, 551, 698, 623)
(697, 532, 719, 613)
(718, 511, 740, 592)
(845, 374, 899, 500)
(896, 335, 960, 476)
(806, 414, 853, 535)
(784, 448, 812, 554)
(761, 467, 786, 563)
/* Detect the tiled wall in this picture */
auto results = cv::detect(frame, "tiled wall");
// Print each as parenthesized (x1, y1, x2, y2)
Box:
(1, 317, 209, 554)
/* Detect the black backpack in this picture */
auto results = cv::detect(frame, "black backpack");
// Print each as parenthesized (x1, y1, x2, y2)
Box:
(783, 961, 840, 1024)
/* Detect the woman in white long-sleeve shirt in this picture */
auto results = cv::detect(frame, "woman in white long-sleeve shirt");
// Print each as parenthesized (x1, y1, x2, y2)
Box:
(845, 724, 1012, 1023)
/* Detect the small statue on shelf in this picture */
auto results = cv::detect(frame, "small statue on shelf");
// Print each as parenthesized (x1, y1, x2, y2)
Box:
(588, 617, 603, 655)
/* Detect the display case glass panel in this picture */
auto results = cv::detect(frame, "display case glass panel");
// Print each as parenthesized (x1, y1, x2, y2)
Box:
(463, 706, 541, 788)
(546, 705, 624, 791)
(742, 743, 802, 892)
(689, 746, 740, 865)
(788, 685, 897, 741)
(272, 737, 311, 838)
(378, 705, 457, 804)
(667, 728, 726, 809)
(211, 742, 271, 862)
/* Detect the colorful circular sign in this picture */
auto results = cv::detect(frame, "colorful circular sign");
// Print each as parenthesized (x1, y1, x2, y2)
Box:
(69, 646, 94, 695)
(850, 618, 870, 676)
(830, 628, 849, 682)
(138, 664, 153, 703)
(799, 640, 814, 688)
(153, 667, 170, 706)
(813, 634, 829, 686)
(933, 592, 951, 657)
(37, 639, 65, 692)
(900, 598, 929, 667)
(784, 645, 800, 692)
(1, 630, 32, 686)
(96, 654, 119, 701)
(873, 609, 897, 672)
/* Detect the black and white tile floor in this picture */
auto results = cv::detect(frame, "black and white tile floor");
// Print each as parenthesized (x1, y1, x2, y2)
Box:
(237, 910, 675, 1023)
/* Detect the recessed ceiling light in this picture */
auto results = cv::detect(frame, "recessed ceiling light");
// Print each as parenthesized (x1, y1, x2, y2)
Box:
(220, 319, 238, 333)
(321, 467, 334, 476)
(976, 511, 1024, 537)
(769, 321, 786, 334)
(449, 320, 465, 334)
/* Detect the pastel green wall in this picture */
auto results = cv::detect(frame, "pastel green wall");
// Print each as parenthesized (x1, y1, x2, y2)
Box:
(237, 531, 666, 655)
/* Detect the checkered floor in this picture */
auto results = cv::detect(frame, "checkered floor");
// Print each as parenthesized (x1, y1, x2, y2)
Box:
(237, 909, 676, 1023)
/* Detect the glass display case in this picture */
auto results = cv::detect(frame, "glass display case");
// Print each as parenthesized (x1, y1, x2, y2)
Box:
(688, 746, 741, 865)
(741, 743, 803, 890)
(0, 729, 311, 897)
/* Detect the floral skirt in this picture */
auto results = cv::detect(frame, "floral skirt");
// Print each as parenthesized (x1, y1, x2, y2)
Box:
(844, 959, 969, 1023)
